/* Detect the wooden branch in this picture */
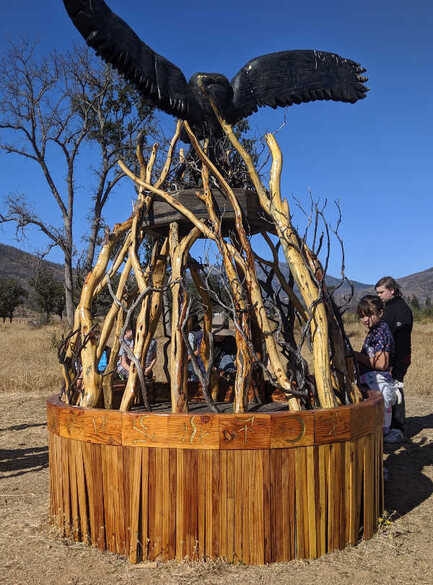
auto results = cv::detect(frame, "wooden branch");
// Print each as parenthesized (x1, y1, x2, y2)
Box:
(118, 160, 215, 240)
(265, 134, 336, 408)
(189, 258, 212, 371)
(79, 232, 119, 407)
(169, 224, 201, 413)
(185, 121, 301, 410)
(154, 120, 182, 189)
(96, 256, 132, 362)
(119, 240, 161, 411)
(259, 232, 308, 322)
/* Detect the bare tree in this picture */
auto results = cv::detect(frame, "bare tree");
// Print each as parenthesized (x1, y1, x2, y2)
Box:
(0, 41, 156, 324)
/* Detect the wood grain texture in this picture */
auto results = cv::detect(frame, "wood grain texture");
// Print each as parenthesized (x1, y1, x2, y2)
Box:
(49, 392, 384, 449)
(48, 392, 384, 564)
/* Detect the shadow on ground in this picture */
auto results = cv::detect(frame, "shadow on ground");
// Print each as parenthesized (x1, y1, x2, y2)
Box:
(384, 413, 433, 518)
(0, 446, 48, 478)
(0, 422, 46, 433)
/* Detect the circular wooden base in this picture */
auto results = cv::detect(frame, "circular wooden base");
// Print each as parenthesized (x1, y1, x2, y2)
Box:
(47, 393, 384, 564)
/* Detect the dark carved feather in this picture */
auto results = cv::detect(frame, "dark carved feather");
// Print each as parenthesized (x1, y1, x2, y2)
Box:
(228, 50, 368, 123)
(63, 1, 369, 137)
(62, 0, 202, 123)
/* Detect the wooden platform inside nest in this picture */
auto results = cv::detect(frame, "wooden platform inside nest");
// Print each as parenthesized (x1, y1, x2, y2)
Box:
(144, 188, 274, 236)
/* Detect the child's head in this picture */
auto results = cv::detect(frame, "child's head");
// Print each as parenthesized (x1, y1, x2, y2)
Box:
(357, 295, 384, 329)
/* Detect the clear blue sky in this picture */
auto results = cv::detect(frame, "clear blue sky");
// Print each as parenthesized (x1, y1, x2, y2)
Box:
(1, 0, 432, 284)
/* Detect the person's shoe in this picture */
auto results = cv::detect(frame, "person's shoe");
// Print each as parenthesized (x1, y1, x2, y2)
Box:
(384, 428, 404, 443)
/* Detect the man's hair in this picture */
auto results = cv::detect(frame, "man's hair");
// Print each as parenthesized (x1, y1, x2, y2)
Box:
(357, 294, 384, 318)
(375, 276, 402, 297)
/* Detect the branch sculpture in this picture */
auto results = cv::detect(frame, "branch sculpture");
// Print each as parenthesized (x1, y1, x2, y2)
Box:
(59, 109, 362, 413)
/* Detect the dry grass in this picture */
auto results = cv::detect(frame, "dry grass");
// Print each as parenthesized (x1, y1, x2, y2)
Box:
(1, 317, 430, 398)
(0, 320, 65, 395)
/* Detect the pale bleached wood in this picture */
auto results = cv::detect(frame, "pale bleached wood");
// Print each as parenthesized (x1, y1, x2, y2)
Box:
(169, 224, 201, 412)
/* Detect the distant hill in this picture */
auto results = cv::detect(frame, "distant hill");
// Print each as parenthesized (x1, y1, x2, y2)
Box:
(395, 267, 433, 301)
(1, 242, 432, 305)
(0, 243, 64, 292)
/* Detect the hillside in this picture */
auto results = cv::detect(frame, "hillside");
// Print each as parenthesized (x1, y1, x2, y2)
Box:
(396, 267, 433, 301)
(0, 242, 64, 291)
(1, 241, 432, 304)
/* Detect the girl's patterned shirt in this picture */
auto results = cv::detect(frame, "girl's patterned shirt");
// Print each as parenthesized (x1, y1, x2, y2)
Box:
(360, 320, 395, 378)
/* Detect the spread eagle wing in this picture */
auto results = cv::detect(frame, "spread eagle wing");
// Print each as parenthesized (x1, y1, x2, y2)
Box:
(62, 0, 202, 124)
(228, 50, 368, 124)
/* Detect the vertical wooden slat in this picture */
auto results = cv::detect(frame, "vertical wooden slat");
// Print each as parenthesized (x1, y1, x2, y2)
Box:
(378, 431, 384, 516)
(185, 449, 199, 559)
(336, 442, 346, 550)
(345, 440, 357, 546)
(287, 449, 296, 560)
(48, 434, 56, 522)
(354, 437, 364, 542)
(74, 441, 89, 545)
(111, 446, 122, 554)
(317, 444, 328, 556)
(61, 438, 72, 538)
(54, 434, 64, 531)
(233, 450, 243, 562)
(69, 441, 80, 541)
(141, 447, 150, 560)
(168, 448, 177, 559)
(295, 448, 308, 558)
(327, 444, 336, 552)
(50, 434, 59, 529)
(197, 450, 207, 560)
(160, 448, 170, 559)
(248, 450, 257, 564)
(180, 449, 191, 559)
(148, 448, 159, 560)
(254, 450, 265, 564)
(205, 450, 218, 558)
(123, 448, 131, 556)
(363, 435, 374, 539)
(154, 449, 163, 559)
(306, 446, 317, 558)
(127, 447, 142, 562)
(82, 442, 105, 550)
(101, 445, 114, 552)
(226, 450, 235, 562)
(270, 449, 282, 561)
(262, 449, 272, 564)
(241, 449, 250, 564)
(219, 450, 228, 560)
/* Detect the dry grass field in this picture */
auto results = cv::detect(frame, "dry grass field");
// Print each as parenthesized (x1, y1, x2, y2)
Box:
(0, 319, 432, 585)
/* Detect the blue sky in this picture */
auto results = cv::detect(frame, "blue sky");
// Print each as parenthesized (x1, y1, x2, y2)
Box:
(1, 0, 432, 284)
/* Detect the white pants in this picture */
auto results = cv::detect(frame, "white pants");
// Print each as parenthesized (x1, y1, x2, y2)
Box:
(360, 371, 397, 432)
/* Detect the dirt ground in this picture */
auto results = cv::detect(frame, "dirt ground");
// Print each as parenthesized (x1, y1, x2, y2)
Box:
(0, 391, 432, 585)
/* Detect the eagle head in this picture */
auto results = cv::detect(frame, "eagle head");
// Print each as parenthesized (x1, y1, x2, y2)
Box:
(189, 73, 233, 111)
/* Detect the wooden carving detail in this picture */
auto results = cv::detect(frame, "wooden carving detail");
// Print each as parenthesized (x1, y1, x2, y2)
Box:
(63, 1, 368, 141)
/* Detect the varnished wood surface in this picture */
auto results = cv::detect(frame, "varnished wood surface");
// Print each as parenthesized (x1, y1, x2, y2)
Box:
(47, 392, 384, 449)
(48, 393, 384, 564)
(49, 431, 383, 563)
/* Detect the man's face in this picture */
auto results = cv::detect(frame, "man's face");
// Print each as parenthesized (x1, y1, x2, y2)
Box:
(376, 285, 394, 303)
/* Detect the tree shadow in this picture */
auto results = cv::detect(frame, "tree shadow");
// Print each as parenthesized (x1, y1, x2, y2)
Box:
(0, 446, 48, 478)
(0, 422, 46, 433)
(384, 413, 433, 518)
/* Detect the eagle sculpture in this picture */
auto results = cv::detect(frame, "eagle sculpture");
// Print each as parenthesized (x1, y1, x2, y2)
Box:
(63, 0, 368, 140)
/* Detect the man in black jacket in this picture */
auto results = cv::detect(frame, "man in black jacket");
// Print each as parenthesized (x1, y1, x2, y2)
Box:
(375, 276, 413, 435)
